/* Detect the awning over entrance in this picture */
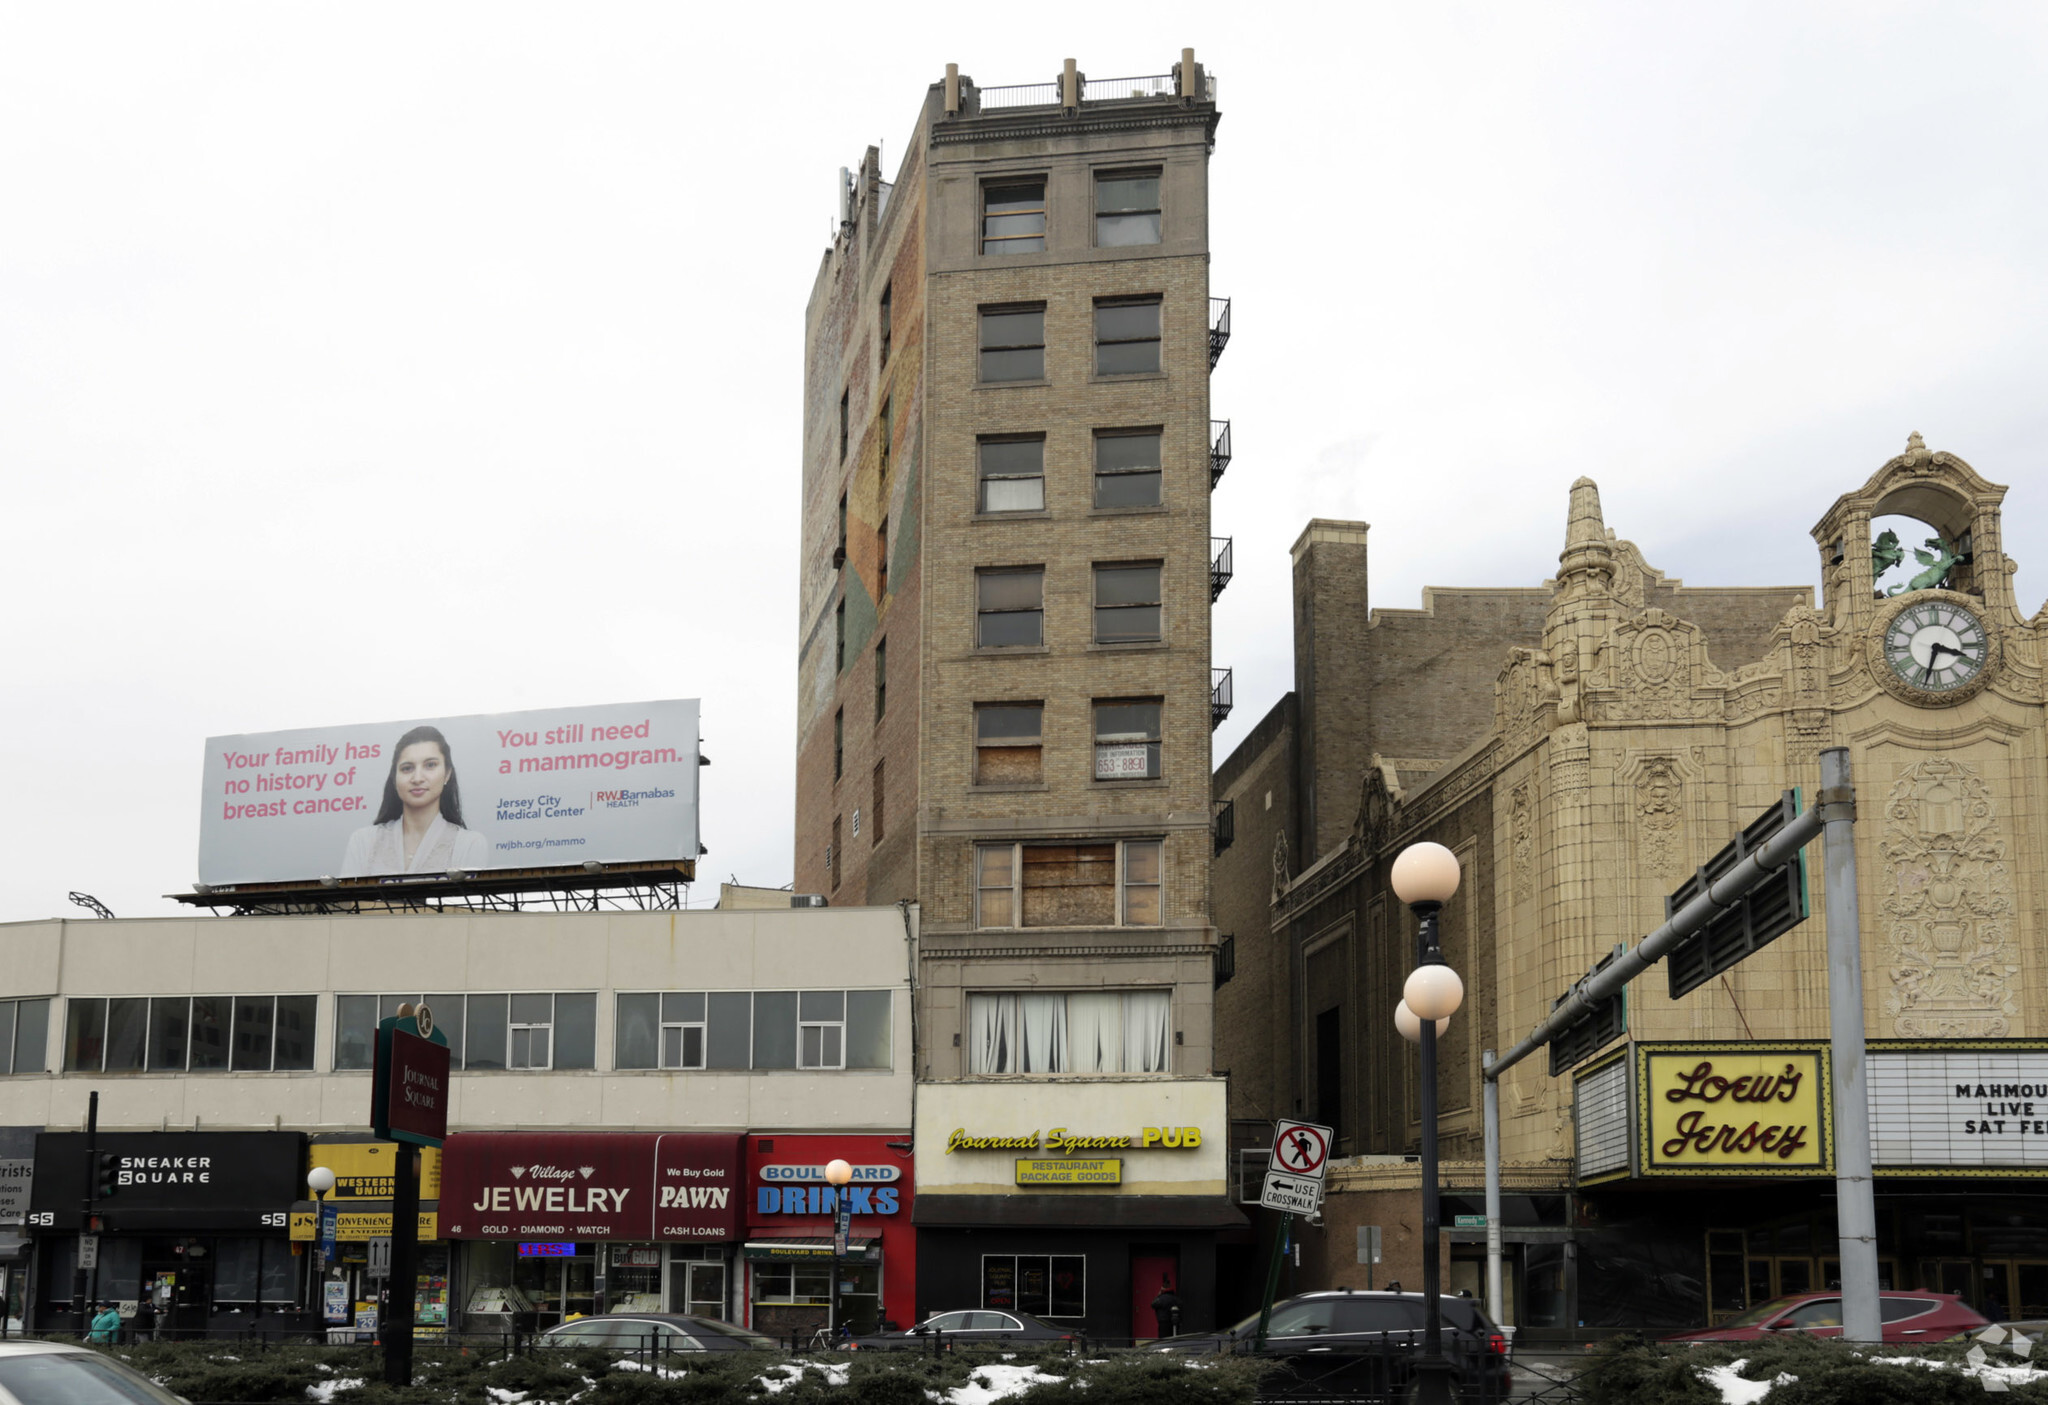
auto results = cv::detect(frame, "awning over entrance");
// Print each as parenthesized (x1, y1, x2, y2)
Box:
(912, 1195, 1247, 1230)
(742, 1237, 879, 1262)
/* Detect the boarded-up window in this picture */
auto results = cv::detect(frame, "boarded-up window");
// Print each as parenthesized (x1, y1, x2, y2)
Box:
(976, 703, 1043, 784)
(1021, 844, 1117, 927)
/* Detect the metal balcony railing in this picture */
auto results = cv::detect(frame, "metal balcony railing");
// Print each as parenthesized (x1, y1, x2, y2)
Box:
(1213, 800, 1236, 856)
(1209, 297, 1231, 368)
(1210, 537, 1234, 602)
(1211, 667, 1234, 730)
(974, 70, 1218, 112)
(1210, 420, 1232, 489)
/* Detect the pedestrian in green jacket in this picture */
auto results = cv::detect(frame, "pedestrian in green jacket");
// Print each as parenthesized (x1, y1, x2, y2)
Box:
(88, 1303, 122, 1344)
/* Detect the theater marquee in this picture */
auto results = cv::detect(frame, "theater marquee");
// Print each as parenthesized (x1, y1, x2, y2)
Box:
(1638, 1044, 1833, 1177)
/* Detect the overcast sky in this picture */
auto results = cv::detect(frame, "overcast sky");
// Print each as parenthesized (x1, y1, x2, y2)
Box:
(4, 4, 2045, 923)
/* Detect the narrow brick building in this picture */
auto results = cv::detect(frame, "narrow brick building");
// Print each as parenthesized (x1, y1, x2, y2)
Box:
(793, 54, 1239, 1340)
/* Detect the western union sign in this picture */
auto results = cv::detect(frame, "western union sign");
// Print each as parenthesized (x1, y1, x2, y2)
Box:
(1015, 1158, 1122, 1186)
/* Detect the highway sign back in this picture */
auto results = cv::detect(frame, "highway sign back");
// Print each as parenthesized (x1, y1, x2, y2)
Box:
(1271, 1120, 1334, 1181)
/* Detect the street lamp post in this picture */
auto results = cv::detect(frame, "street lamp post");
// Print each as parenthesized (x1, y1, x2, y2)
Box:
(824, 1159, 853, 1348)
(1393, 842, 1464, 1405)
(307, 1167, 337, 1330)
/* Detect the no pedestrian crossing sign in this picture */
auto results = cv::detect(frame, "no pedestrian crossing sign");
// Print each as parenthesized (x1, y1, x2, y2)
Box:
(1271, 1120, 1333, 1180)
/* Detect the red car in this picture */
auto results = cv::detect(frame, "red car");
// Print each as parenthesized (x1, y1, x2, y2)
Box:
(1664, 1291, 1988, 1344)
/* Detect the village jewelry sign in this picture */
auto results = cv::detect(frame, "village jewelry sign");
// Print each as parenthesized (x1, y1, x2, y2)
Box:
(1640, 1046, 1832, 1176)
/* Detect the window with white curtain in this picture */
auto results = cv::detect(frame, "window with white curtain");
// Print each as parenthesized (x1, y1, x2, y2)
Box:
(967, 991, 1171, 1075)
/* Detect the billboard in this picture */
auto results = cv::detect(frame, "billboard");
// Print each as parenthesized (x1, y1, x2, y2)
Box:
(198, 700, 699, 885)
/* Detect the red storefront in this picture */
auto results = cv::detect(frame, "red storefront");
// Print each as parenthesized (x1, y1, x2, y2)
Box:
(439, 1132, 745, 1330)
(744, 1134, 915, 1339)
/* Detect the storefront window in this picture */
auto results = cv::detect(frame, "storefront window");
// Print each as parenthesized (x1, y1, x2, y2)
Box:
(606, 1244, 663, 1313)
(669, 1249, 728, 1320)
(982, 1255, 1084, 1318)
(464, 1241, 595, 1327)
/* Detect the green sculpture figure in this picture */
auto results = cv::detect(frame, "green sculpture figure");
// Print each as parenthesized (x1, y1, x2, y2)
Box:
(1873, 528, 1961, 595)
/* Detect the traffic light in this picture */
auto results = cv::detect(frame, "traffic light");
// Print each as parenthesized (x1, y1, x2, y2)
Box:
(95, 1153, 119, 1200)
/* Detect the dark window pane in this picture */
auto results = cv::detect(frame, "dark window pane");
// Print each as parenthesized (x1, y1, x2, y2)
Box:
(0, 1003, 14, 1075)
(1095, 565, 1160, 605)
(847, 991, 892, 1069)
(64, 999, 105, 1073)
(663, 992, 706, 1022)
(1050, 1256, 1086, 1317)
(1097, 606, 1160, 641)
(214, 1237, 260, 1301)
(261, 1241, 297, 1302)
(1097, 302, 1160, 341)
(1096, 433, 1162, 470)
(978, 611, 1043, 648)
(232, 996, 275, 1071)
(753, 992, 798, 1070)
(979, 571, 1041, 610)
(334, 996, 376, 1071)
(1096, 701, 1162, 740)
(105, 998, 148, 1073)
(466, 994, 509, 1070)
(980, 439, 1043, 475)
(511, 993, 552, 1025)
(617, 994, 659, 1070)
(980, 347, 1044, 382)
(12, 999, 46, 1074)
(682, 1026, 704, 1068)
(188, 997, 229, 1070)
(555, 993, 597, 1070)
(977, 706, 1043, 743)
(1096, 341, 1160, 375)
(423, 995, 464, 1071)
(1096, 213, 1161, 246)
(149, 997, 189, 1072)
(274, 996, 316, 1071)
(985, 183, 1044, 213)
(979, 310, 1044, 348)
(706, 992, 751, 1069)
(800, 991, 845, 1021)
(1096, 175, 1158, 213)
(1094, 471, 1161, 508)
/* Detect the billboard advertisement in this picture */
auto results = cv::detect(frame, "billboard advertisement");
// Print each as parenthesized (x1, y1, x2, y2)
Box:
(198, 699, 699, 885)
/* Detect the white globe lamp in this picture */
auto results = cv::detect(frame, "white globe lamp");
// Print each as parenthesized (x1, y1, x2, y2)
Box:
(1395, 1000, 1449, 1044)
(1404, 964, 1465, 1021)
(824, 1159, 853, 1188)
(1391, 842, 1461, 907)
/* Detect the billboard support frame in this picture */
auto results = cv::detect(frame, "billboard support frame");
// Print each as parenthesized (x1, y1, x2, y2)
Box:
(170, 861, 694, 915)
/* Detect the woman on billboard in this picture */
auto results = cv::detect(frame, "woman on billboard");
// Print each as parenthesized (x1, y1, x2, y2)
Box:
(339, 725, 492, 875)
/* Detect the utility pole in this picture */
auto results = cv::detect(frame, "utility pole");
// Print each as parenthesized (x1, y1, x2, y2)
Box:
(73, 1092, 98, 1319)
(1820, 747, 1879, 1343)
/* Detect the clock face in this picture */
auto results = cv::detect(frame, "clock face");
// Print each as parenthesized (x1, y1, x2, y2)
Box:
(1883, 600, 1989, 693)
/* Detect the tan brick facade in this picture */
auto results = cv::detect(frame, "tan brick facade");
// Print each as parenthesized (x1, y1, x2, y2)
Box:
(797, 66, 1226, 1081)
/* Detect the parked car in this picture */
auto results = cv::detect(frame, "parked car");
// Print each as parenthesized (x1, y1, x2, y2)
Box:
(0, 1340, 191, 1405)
(1662, 1291, 1988, 1344)
(537, 1313, 780, 1352)
(848, 1309, 1078, 1350)
(1154, 1290, 1513, 1401)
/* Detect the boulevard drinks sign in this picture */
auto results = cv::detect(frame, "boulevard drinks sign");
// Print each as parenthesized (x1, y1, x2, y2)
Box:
(1640, 1046, 1832, 1176)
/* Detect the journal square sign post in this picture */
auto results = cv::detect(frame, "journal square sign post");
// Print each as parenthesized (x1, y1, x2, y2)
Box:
(371, 1004, 450, 1388)
(1255, 1120, 1331, 1348)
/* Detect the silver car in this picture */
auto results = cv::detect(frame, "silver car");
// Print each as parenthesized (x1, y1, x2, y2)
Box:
(0, 1341, 191, 1405)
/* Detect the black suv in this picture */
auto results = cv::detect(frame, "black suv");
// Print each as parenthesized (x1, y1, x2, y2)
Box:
(1153, 1289, 1512, 1400)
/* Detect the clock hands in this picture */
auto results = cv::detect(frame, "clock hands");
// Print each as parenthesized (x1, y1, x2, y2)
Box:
(1922, 640, 1964, 685)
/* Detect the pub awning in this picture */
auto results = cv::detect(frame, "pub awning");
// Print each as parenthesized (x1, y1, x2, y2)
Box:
(912, 1195, 1247, 1230)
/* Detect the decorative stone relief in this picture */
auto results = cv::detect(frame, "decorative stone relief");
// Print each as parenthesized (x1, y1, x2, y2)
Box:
(1631, 757, 1687, 881)
(1549, 723, 1591, 794)
(1271, 830, 1291, 902)
(1878, 757, 2019, 1037)
(1510, 783, 1535, 902)
(1351, 764, 1399, 857)
(1592, 608, 1726, 722)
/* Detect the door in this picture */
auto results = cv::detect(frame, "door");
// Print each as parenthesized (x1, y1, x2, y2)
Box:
(1131, 1249, 1180, 1342)
(684, 1261, 728, 1321)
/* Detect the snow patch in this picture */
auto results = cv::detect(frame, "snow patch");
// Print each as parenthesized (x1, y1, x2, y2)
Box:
(759, 1362, 851, 1394)
(944, 1363, 1066, 1404)
(1697, 1360, 1796, 1404)
(485, 1389, 528, 1403)
(305, 1377, 366, 1402)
